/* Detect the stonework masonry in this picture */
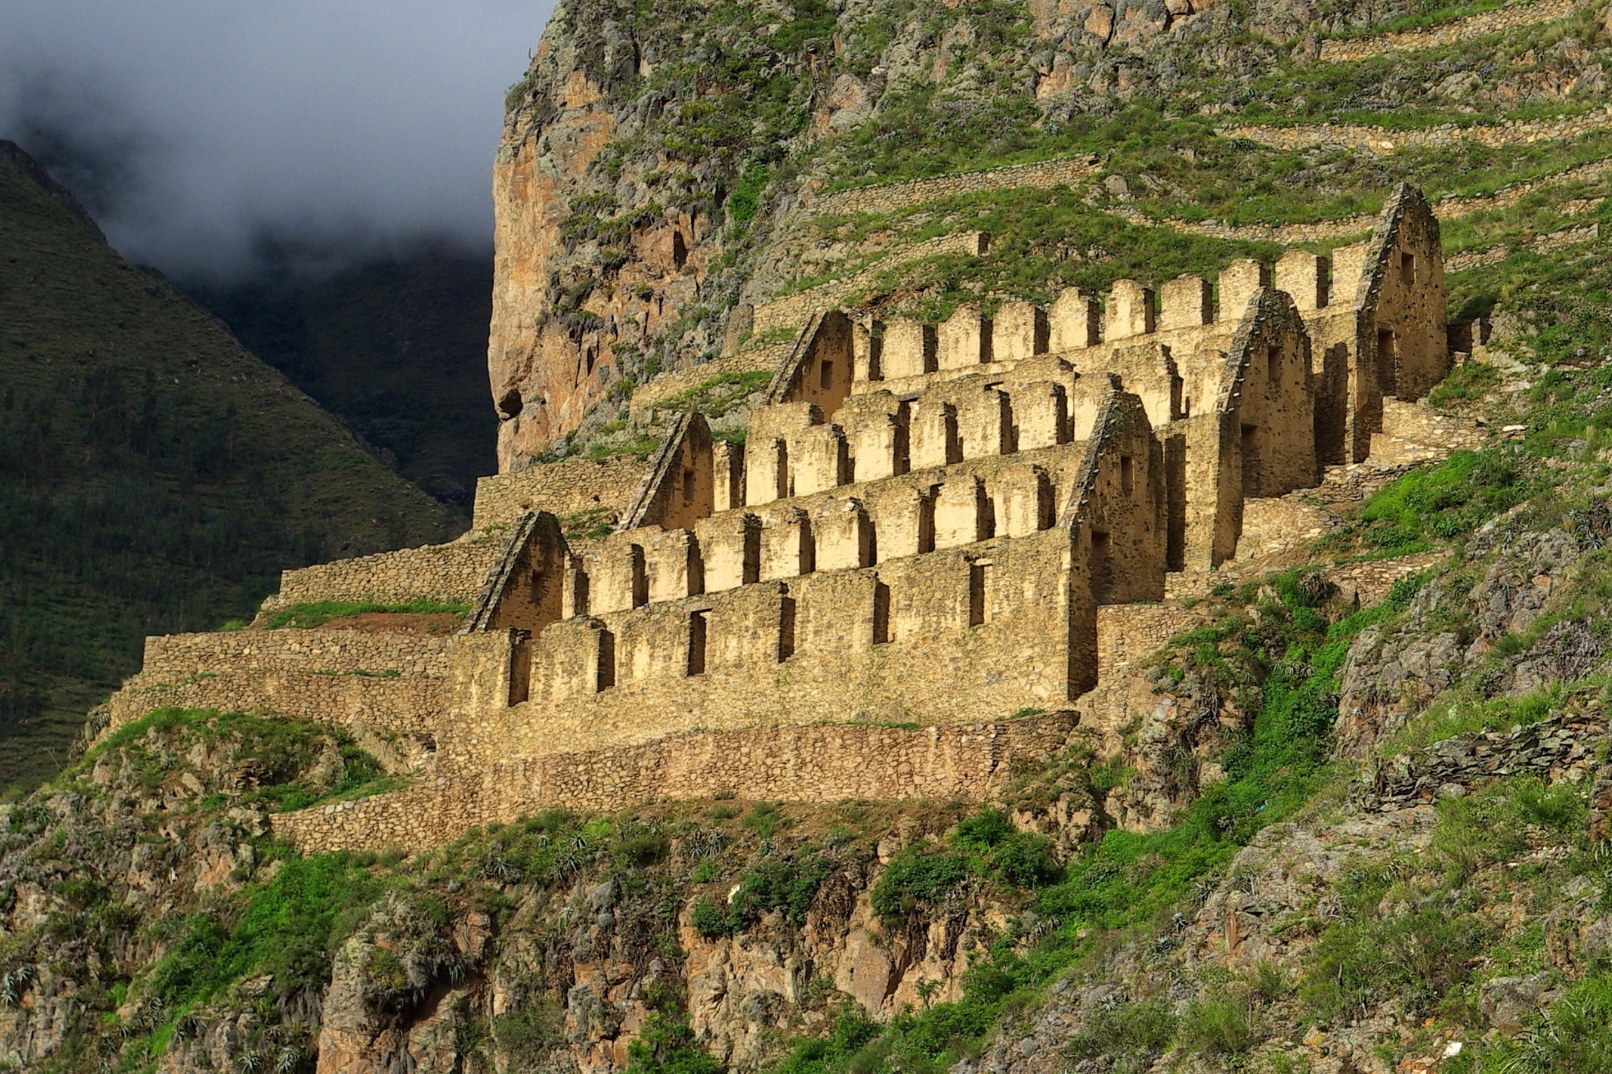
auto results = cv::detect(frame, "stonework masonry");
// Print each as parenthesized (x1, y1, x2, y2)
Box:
(102, 186, 1461, 852)
(472, 454, 653, 531)
(1317, 0, 1586, 62)
(1225, 105, 1612, 154)
(807, 156, 1100, 217)
(261, 538, 507, 612)
(273, 712, 1081, 854)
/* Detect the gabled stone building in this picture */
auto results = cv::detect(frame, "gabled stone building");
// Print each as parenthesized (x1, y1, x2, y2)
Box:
(103, 186, 1451, 850)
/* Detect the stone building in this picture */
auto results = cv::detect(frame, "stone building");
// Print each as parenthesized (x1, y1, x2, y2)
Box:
(103, 186, 1450, 850)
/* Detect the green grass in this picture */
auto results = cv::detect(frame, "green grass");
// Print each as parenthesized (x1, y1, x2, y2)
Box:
(652, 369, 774, 418)
(1352, 448, 1530, 552)
(1327, 0, 1507, 37)
(259, 600, 470, 630)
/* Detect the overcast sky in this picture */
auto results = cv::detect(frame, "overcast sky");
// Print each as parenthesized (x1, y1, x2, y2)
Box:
(0, 0, 553, 281)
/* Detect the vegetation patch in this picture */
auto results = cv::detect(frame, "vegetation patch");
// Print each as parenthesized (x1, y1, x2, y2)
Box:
(259, 600, 470, 630)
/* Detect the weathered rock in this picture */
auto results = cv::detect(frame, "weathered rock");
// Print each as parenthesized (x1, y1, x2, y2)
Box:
(1479, 974, 1552, 1035)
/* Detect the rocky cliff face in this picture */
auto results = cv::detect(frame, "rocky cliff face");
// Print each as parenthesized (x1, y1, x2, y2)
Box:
(485, 0, 1611, 470)
(487, 0, 1442, 470)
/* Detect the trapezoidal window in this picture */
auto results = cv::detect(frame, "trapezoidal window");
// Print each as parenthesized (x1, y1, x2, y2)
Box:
(819, 358, 835, 391)
(508, 634, 532, 705)
(629, 546, 649, 608)
(1119, 454, 1134, 496)
(1240, 423, 1261, 498)
(1266, 345, 1279, 384)
(777, 589, 797, 661)
(872, 581, 891, 644)
(1400, 251, 1415, 284)
(595, 629, 617, 692)
(687, 611, 708, 676)
(774, 439, 791, 500)
(968, 561, 991, 626)
(1377, 327, 1398, 396)
(1090, 530, 1112, 604)
(741, 521, 762, 585)
(917, 493, 937, 554)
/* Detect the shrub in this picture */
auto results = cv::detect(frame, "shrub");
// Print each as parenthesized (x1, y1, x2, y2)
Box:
(731, 852, 833, 927)
(690, 897, 729, 939)
(1062, 996, 1177, 1071)
(1177, 993, 1259, 1058)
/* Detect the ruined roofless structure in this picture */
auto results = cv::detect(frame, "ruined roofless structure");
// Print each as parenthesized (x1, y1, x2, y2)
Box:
(104, 186, 1451, 851)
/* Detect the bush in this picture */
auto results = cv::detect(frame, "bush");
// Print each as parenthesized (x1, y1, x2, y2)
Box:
(871, 849, 970, 922)
(691, 897, 729, 939)
(731, 852, 833, 927)
(1177, 993, 1259, 1058)
(1062, 997, 1177, 1071)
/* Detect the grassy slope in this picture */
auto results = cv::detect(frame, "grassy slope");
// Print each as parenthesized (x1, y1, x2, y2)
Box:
(189, 249, 496, 510)
(0, 146, 462, 791)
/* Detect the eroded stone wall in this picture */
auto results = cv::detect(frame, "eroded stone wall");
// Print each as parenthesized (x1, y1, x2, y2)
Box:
(272, 712, 1082, 852)
(137, 630, 457, 680)
(473, 455, 653, 530)
(1317, 0, 1585, 62)
(108, 671, 451, 737)
(261, 540, 504, 612)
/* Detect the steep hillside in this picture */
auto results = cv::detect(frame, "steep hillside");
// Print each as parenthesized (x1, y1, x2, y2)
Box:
(190, 247, 497, 509)
(489, 0, 1612, 467)
(0, 142, 462, 791)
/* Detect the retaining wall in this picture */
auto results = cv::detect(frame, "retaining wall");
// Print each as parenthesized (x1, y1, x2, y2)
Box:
(1319, 0, 1586, 62)
(262, 539, 502, 612)
(107, 670, 451, 735)
(1225, 106, 1612, 154)
(472, 455, 654, 530)
(138, 630, 457, 680)
(809, 156, 1099, 218)
(272, 711, 1082, 852)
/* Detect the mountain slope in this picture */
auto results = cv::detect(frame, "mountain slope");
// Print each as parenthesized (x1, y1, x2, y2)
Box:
(0, 142, 462, 790)
(190, 247, 497, 509)
(488, 0, 1612, 466)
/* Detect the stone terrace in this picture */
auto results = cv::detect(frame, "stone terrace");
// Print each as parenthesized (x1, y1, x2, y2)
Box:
(98, 186, 1474, 851)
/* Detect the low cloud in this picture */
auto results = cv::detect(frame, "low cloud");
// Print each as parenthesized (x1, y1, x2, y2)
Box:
(0, 0, 551, 281)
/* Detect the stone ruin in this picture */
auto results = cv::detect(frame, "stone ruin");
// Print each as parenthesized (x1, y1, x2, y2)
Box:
(102, 186, 1454, 851)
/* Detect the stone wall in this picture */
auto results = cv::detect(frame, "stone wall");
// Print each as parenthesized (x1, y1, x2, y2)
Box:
(138, 630, 457, 680)
(1096, 603, 1194, 674)
(1318, 0, 1584, 62)
(261, 539, 503, 612)
(1225, 105, 1612, 154)
(472, 455, 653, 530)
(1352, 709, 1604, 811)
(272, 711, 1082, 852)
(1328, 549, 1451, 608)
(1112, 153, 1612, 251)
(107, 670, 451, 736)
(460, 528, 1085, 769)
(808, 156, 1099, 217)
(629, 347, 790, 413)
(749, 232, 989, 338)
